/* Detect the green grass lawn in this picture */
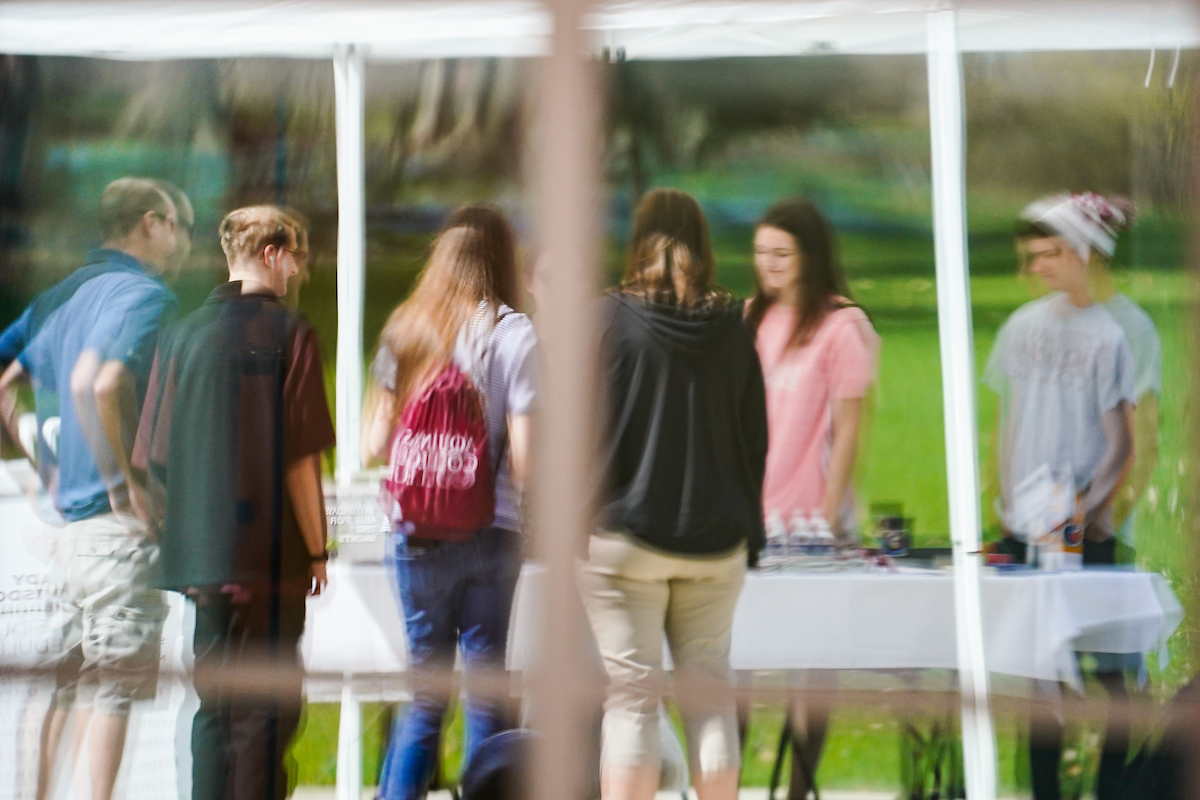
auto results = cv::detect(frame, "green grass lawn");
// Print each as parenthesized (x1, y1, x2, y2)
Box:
(292, 265, 1196, 793)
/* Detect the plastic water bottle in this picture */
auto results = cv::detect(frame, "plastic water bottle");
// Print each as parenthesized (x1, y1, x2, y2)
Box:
(787, 510, 812, 558)
(811, 514, 836, 557)
(764, 511, 787, 561)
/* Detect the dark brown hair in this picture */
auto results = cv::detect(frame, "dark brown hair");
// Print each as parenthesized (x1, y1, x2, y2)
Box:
(745, 197, 851, 347)
(621, 188, 729, 310)
(1014, 219, 1057, 240)
(378, 204, 520, 408)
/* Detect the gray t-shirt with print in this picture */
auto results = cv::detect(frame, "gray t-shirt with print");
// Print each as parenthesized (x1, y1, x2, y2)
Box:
(984, 292, 1136, 510)
(373, 305, 538, 533)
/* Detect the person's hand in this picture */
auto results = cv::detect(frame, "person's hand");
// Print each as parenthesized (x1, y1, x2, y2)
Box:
(129, 479, 166, 534)
(309, 559, 328, 596)
(107, 481, 133, 517)
(820, 498, 839, 530)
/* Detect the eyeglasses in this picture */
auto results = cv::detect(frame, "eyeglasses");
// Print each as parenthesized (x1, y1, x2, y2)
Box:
(153, 211, 187, 234)
(284, 248, 309, 263)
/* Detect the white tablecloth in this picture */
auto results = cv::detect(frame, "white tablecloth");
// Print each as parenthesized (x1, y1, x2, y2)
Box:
(728, 569, 1182, 684)
(301, 562, 1184, 695)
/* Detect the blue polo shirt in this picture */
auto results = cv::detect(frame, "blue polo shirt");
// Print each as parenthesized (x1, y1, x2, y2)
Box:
(16, 250, 176, 521)
(0, 249, 148, 365)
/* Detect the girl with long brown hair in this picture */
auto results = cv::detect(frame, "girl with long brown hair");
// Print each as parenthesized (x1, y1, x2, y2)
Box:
(582, 188, 768, 800)
(362, 205, 537, 800)
(745, 197, 879, 800)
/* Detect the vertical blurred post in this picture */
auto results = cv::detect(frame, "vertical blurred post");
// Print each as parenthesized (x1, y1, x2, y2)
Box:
(1188, 37, 1200, 800)
(334, 44, 366, 487)
(333, 44, 366, 800)
(925, 10, 997, 800)
(336, 681, 363, 800)
(530, 1, 602, 800)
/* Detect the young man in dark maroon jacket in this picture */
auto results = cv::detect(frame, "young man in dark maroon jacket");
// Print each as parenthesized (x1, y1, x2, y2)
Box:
(133, 205, 335, 800)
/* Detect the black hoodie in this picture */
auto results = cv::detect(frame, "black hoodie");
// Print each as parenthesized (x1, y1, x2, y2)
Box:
(599, 291, 768, 561)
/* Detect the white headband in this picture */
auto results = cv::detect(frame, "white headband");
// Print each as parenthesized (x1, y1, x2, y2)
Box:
(1020, 193, 1128, 263)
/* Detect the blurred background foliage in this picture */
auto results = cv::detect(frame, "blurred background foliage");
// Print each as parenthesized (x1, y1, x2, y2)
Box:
(1, 48, 1196, 791)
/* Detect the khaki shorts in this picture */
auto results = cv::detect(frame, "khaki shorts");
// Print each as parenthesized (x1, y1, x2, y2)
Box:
(48, 514, 166, 716)
(579, 531, 746, 775)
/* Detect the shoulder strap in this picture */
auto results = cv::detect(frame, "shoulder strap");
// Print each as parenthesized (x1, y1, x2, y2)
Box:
(482, 309, 516, 474)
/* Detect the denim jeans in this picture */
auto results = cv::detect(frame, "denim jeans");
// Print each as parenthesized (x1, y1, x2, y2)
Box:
(378, 527, 523, 800)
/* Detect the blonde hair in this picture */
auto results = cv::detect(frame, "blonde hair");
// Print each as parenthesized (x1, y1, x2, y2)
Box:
(219, 205, 305, 262)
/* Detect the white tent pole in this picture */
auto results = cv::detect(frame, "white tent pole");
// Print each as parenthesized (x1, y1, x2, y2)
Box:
(334, 44, 366, 488)
(925, 9, 997, 799)
(335, 681, 363, 800)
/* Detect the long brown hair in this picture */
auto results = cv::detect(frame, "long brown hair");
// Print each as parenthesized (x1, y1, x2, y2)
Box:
(745, 197, 851, 347)
(621, 188, 729, 310)
(378, 205, 519, 407)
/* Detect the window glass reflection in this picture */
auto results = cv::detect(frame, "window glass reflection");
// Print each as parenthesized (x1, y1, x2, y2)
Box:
(967, 50, 1196, 799)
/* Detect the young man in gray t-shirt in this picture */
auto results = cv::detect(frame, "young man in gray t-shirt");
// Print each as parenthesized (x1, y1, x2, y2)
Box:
(985, 193, 1138, 800)
(984, 291, 1136, 542)
(1012, 219, 1162, 561)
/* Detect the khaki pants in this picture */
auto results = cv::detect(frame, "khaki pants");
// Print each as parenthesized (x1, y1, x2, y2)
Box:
(48, 513, 165, 716)
(579, 531, 745, 776)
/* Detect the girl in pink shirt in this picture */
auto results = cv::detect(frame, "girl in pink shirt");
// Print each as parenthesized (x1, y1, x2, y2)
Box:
(745, 197, 879, 536)
(743, 198, 878, 800)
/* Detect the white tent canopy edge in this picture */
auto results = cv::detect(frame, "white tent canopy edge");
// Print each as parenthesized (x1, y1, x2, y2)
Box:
(0, 0, 1197, 57)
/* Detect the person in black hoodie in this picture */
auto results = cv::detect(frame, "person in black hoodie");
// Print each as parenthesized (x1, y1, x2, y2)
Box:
(580, 188, 768, 800)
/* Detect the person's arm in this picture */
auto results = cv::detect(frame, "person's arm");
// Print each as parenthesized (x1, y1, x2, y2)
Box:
(985, 396, 1009, 537)
(743, 348, 769, 566)
(282, 322, 338, 594)
(361, 383, 395, 468)
(0, 308, 31, 370)
(81, 287, 171, 514)
(285, 452, 328, 595)
(1079, 400, 1135, 534)
(1111, 391, 1158, 529)
(822, 397, 863, 528)
(507, 413, 532, 492)
(129, 349, 167, 529)
(92, 357, 143, 513)
(69, 349, 129, 513)
(821, 312, 877, 535)
(0, 360, 34, 463)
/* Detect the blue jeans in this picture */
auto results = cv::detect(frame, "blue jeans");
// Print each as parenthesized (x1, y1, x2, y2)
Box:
(378, 528, 523, 800)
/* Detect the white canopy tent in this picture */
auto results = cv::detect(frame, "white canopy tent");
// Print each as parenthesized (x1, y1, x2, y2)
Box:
(1, 2, 1195, 798)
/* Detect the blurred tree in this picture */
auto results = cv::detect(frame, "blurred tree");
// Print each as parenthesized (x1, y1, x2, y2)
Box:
(0, 55, 38, 321)
(1131, 60, 1194, 210)
(604, 55, 928, 204)
(365, 58, 527, 207)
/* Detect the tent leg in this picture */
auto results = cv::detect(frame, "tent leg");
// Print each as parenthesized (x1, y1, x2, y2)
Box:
(925, 9, 998, 800)
(337, 682, 363, 800)
(333, 44, 366, 487)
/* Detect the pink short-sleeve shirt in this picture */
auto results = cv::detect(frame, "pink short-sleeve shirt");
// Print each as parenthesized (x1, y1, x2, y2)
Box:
(755, 303, 879, 521)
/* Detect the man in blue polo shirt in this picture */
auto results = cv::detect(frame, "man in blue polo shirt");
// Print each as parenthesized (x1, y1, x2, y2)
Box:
(0, 177, 185, 800)
(0, 179, 191, 495)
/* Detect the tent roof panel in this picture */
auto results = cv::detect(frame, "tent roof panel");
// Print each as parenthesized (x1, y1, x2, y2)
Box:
(593, 0, 1200, 56)
(0, 0, 1196, 59)
(0, 1, 550, 59)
